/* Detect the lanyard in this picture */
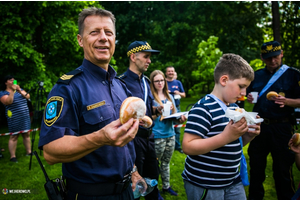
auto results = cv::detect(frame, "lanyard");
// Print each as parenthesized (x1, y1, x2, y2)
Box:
(258, 64, 289, 99)
(142, 77, 148, 105)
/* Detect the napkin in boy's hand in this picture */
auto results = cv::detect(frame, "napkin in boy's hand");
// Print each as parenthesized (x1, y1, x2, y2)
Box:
(225, 108, 264, 125)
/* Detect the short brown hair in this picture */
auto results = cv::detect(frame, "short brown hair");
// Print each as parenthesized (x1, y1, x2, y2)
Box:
(214, 53, 254, 83)
(78, 7, 116, 35)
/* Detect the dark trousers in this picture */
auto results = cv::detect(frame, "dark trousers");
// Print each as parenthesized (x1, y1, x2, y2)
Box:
(248, 121, 295, 200)
(174, 105, 181, 149)
(134, 136, 159, 200)
(66, 184, 134, 200)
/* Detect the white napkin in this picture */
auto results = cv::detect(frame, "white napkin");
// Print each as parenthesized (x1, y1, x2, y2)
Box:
(225, 108, 264, 125)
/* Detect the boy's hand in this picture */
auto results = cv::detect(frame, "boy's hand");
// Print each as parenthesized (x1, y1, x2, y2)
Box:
(223, 117, 248, 141)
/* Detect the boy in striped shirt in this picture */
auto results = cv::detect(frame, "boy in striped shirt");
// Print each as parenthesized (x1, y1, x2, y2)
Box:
(182, 54, 261, 200)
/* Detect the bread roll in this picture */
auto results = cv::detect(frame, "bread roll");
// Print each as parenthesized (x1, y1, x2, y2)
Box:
(235, 108, 244, 113)
(266, 91, 278, 100)
(119, 97, 152, 128)
(140, 115, 153, 128)
(292, 133, 300, 146)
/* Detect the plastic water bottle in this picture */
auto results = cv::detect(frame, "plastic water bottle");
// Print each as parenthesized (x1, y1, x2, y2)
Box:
(133, 178, 158, 198)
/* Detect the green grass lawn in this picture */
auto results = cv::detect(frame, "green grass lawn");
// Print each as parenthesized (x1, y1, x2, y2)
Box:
(0, 97, 299, 200)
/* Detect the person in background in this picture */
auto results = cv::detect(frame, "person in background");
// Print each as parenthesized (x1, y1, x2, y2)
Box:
(149, 70, 187, 197)
(165, 66, 185, 153)
(173, 72, 177, 80)
(246, 41, 300, 200)
(38, 7, 141, 199)
(182, 54, 260, 200)
(0, 75, 31, 163)
(119, 41, 163, 200)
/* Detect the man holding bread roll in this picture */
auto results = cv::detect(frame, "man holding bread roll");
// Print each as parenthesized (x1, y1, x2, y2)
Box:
(39, 8, 142, 199)
(119, 41, 163, 200)
(246, 41, 300, 200)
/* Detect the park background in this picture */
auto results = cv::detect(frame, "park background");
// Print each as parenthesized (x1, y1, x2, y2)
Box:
(0, 1, 300, 199)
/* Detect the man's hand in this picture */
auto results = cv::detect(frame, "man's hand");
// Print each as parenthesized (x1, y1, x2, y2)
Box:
(131, 170, 147, 192)
(273, 95, 287, 108)
(289, 138, 300, 154)
(98, 118, 139, 147)
(247, 93, 254, 103)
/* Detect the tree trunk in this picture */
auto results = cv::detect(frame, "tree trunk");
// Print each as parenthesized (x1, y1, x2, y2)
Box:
(272, 1, 281, 44)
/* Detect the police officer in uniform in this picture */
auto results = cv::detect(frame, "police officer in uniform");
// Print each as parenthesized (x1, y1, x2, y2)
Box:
(38, 8, 142, 200)
(119, 41, 163, 200)
(247, 41, 300, 200)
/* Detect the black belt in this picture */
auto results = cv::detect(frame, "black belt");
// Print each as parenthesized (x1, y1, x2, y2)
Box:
(263, 117, 290, 125)
(66, 174, 131, 196)
(136, 128, 152, 138)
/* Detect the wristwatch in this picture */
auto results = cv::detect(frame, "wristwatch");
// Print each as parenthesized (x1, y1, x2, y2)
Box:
(131, 166, 137, 174)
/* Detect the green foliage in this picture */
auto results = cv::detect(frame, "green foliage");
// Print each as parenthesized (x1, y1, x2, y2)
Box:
(249, 59, 265, 71)
(101, 1, 268, 96)
(0, 1, 103, 93)
(280, 2, 300, 68)
(189, 36, 223, 97)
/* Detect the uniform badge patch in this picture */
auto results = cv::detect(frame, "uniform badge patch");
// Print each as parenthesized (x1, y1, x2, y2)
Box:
(44, 96, 64, 126)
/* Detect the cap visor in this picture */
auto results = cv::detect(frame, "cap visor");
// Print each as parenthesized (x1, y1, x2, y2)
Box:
(262, 50, 281, 59)
(142, 49, 160, 54)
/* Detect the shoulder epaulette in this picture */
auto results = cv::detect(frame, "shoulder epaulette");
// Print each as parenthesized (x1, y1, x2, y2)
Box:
(118, 73, 126, 80)
(115, 76, 127, 85)
(57, 69, 83, 84)
(290, 67, 300, 74)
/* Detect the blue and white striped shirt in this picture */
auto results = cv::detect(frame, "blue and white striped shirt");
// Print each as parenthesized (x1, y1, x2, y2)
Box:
(0, 90, 31, 132)
(182, 95, 241, 188)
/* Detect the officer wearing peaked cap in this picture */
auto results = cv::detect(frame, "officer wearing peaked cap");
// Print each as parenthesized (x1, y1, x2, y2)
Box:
(247, 41, 300, 200)
(119, 41, 163, 200)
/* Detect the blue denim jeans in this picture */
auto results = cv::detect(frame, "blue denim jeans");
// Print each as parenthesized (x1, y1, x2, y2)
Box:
(183, 180, 246, 200)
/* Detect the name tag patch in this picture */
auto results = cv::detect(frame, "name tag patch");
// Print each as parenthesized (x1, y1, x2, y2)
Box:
(44, 96, 64, 127)
(87, 100, 106, 111)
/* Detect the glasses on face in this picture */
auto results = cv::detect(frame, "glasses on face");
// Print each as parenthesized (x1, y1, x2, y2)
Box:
(153, 79, 165, 84)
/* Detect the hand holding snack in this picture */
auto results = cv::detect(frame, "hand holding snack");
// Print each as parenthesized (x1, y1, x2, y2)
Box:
(119, 97, 153, 128)
(266, 91, 278, 100)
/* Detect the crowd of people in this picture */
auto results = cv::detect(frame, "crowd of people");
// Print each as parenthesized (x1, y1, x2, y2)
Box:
(1, 7, 300, 200)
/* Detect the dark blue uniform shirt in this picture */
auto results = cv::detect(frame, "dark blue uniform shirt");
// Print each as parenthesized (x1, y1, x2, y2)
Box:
(247, 65, 300, 119)
(38, 59, 136, 183)
(118, 69, 154, 131)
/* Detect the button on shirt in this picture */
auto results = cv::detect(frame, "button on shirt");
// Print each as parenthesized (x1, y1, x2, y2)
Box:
(38, 59, 135, 183)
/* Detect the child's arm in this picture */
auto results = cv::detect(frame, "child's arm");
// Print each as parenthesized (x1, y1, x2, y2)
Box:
(288, 138, 300, 171)
(182, 117, 248, 155)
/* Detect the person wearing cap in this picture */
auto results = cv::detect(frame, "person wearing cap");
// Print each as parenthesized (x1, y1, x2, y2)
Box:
(246, 41, 300, 200)
(38, 7, 141, 199)
(119, 41, 164, 200)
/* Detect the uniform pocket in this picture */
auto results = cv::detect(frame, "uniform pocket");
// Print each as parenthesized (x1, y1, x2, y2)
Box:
(83, 104, 113, 125)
